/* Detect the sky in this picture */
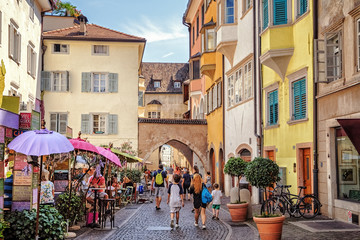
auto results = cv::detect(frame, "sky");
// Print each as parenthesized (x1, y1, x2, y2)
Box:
(72, 0, 189, 63)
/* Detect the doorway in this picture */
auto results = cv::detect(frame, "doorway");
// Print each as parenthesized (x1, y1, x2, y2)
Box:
(302, 148, 312, 195)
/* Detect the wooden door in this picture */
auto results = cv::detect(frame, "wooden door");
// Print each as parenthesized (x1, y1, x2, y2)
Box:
(267, 150, 274, 161)
(303, 148, 312, 195)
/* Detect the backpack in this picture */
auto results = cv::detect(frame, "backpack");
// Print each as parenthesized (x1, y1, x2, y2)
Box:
(155, 171, 164, 185)
(201, 186, 213, 204)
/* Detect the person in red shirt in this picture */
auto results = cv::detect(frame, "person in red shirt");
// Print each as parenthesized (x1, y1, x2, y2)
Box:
(86, 170, 108, 204)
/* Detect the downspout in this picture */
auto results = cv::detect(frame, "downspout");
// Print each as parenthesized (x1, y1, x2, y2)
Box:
(256, 0, 263, 157)
(182, 15, 192, 118)
(313, 0, 319, 198)
(222, 54, 225, 187)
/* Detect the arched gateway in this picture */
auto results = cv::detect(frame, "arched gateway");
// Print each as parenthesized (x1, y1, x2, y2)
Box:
(138, 118, 208, 171)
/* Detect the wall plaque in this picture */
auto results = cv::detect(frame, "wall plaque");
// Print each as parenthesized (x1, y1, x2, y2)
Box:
(14, 171, 32, 185)
(13, 186, 31, 201)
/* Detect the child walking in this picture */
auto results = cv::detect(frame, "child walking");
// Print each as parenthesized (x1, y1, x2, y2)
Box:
(211, 183, 222, 220)
(167, 174, 184, 229)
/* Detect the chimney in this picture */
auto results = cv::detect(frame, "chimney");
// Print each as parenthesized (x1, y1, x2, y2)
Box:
(78, 15, 88, 35)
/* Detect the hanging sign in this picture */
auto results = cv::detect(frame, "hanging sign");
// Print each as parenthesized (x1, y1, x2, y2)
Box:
(19, 113, 32, 129)
(13, 171, 32, 185)
(12, 186, 31, 201)
(14, 154, 28, 171)
(5, 128, 12, 138)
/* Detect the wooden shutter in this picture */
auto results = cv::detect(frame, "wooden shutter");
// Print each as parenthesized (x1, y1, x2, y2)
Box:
(27, 45, 31, 73)
(32, 51, 37, 77)
(8, 24, 14, 58)
(213, 85, 217, 109)
(299, 0, 307, 15)
(325, 32, 342, 82)
(81, 72, 91, 92)
(293, 79, 306, 120)
(50, 113, 57, 131)
(41, 71, 51, 91)
(205, 93, 208, 115)
(217, 82, 222, 107)
(108, 73, 118, 93)
(66, 71, 70, 91)
(81, 114, 90, 134)
(314, 39, 326, 83)
(108, 114, 118, 134)
(59, 113, 67, 133)
(273, 0, 287, 25)
(268, 90, 278, 125)
(262, 0, 269, 29)
(17, 33, 21, 63)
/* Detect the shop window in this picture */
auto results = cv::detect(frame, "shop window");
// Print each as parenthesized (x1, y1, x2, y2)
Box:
(50, 113, 67, 134)
(336, 128, 360, 203)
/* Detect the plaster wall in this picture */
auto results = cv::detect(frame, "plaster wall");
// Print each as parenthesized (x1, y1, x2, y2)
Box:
(144, 93, 187, 119)
(43, 39, 141, 148)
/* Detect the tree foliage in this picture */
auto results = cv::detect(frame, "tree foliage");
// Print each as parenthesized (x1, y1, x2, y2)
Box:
(224, 157, 248, 177)
(244, 157, 280, 189)
(53, 0, 81, 17)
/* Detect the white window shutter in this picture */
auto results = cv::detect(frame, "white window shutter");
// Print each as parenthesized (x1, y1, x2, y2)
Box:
(27, 45, 31, 73)
(108, 73, 118, 93)
(17, 33, 21, 63)
(81, 114, 90, 134)
(8, 24, 14, 58)
(41, 71, 51, 91)
(81, 72, 91, 92)
(108, 114, 118, 134)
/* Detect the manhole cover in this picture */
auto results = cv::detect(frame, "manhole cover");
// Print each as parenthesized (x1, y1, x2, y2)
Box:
(290, 220, 360, 232)
(146, 226, 172, 231)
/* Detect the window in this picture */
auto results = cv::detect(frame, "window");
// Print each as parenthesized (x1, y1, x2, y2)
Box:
(209, 89, 213, 112)
(196, 15, 199, 38)
(80, 72, 118, 93)
(296, 0, 308, 17)
(93, 73, 106, 92)
(234, 69, 242, 103)
(154, 80, 161, 88)
(92, 45, 109, 55)
(268, 90, 278, 125)
(148, 112, 160, 119)
(205, 29, 216, 51)
(336, 127, 360, 203)
(262, 0, 269, 29)
(213, 84, 217, 110)
(138, 91, 144, 106)
(81, 114, 118, 135)
(29, 0, 35, 21)
(174, 82, 181, 88)
(41, 71, 69, 92)
(50, 113, 67, 134)
(27, 42, 36, 78)
(192, 27, 195, 45)
(243, 0, 252, 13)
(262, 0, 289, 30)
(193, 60, 200, 79)
(53, 44, 69, 54)
(218, 2, 222, 26)
(225, 0, 235, 24)
(273, 0, 287, 25)
(244, 61, 252, 99)
(292, 78, 306, 120)
(217, 82, 222, 107)
(9, 21, 21, 63)
(227, 75, 234, 107)
(202, 4, 205, 26)
(326, 32, 342, 82)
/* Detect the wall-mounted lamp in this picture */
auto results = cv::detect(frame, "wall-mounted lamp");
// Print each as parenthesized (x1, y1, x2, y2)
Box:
(293, 163, 296, 173)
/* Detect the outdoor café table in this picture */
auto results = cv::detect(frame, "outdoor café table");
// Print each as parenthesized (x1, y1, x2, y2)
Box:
(89, 187, 106, 228)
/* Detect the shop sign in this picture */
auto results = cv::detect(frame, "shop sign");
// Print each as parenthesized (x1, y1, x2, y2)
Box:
(66, 126, 73, 139)
(12, 129, 28, 138)
(0, 127, 4, 143)
(14, 154, 28, 171)
(12, 201, 30, 211)
(13, 171, 32, 186)
(12, 186, 31, 201)
(5, 128, 12, 138)
(19, 113, 31, 129)
(31, 111, 40, 130)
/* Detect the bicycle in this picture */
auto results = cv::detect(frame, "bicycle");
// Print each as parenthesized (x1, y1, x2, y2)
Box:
(261, 184, 321, 219)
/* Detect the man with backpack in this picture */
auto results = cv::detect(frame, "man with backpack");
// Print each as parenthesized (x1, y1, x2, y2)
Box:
(151, 164, 168, 210)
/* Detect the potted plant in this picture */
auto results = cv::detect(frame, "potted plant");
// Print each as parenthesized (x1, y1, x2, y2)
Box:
(224, 157, 249, 222)
(245, 157, 284, 240)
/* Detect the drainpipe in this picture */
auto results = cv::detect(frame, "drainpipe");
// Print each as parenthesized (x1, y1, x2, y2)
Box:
(313, 0, 319, 198)
(222, 54, 225, 190)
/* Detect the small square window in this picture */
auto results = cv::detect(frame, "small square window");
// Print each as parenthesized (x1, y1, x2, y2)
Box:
(53, 44, 69, 53)
(93, 45, 109, 55)
(154, 81, 161, 88)
(174, 82, 181, 88)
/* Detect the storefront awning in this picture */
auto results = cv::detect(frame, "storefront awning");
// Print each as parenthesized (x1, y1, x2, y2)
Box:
(111, 148, 143, 163)
(337, 119, 360, 154)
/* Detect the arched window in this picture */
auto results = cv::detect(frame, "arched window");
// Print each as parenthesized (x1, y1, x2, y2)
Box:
(239, 149, 251, 162)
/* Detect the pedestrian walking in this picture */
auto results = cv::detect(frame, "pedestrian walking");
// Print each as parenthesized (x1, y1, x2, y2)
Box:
(182, 169, 191, 201)
(205, 172, 212, 191)
(151, 164, 168, 210)
(211, 183, 222, 220)
(167, 174, 184, 229)
(190, 173, 208, 229)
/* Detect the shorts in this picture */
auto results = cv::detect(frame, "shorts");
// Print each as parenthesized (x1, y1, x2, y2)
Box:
(212, 204, 220, 210)
(183, 184, 190, 194)
(87, 191, 108, 199)
(194, 202, 207, 209)
(155, 187, 165, 197)
(170, 207, 181, 213)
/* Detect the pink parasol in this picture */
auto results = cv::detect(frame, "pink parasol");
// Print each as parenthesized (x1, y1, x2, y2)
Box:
(96, 147, 122, 167)
(69, 138, 99, 153)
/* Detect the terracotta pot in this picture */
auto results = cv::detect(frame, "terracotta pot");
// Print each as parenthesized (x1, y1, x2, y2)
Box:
(253, 215, 285, 240)
(227, 202, 248, 222)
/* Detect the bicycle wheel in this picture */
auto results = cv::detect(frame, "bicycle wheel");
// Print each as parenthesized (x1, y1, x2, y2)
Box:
(299, 195, 320, 219)
(261, 198, 285, 216)
(288, 197, 303, 218)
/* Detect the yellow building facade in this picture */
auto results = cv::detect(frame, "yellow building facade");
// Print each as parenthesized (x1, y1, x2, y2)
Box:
(260, 0, 314, 194)
(201, 0, 224, 185)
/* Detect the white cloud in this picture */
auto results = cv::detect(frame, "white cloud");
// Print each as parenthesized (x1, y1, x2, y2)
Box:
(162, 52, 175, 58)
(121, 16, 187, 42)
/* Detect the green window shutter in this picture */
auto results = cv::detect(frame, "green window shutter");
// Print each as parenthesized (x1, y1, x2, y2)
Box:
(81, 114, 90, 134)
(41, 71, 51, 91)
(274, 0, 287, 25)
(263, 0, 269, 29)
(108, 114, 118, 134)
(268, 90, 278, 125)
(299, 0, 307, 16)
(293, 79, 306, 120)
(81, 72, 91, 92)
(108, 73, 118, 93)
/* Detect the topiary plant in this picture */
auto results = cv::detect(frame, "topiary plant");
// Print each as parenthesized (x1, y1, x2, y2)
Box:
(4, 205, 66, 240)
(245, 157, 281, 216)
(224, 157, 248, 204)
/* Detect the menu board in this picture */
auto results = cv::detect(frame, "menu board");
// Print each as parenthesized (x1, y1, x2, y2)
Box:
(12, 201, 30, 211)
(54, 170, 69, 180)
(32, 173, 39, 188)
(54, 180, 68, 192)
(14, 171, 32, 185)
(12, 186, 31, 201)
(14, 154, 28, 171)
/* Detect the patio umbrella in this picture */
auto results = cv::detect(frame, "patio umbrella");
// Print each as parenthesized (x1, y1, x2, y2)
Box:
(7, 128, 74, 239)
(69, 138, 99, 153)
(96, 147, 122, 167)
